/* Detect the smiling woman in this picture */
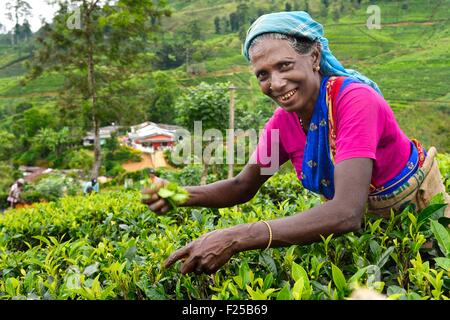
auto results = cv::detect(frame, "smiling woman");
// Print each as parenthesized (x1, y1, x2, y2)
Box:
(248, 34, 321, 129)
(141, 11, 450, 276)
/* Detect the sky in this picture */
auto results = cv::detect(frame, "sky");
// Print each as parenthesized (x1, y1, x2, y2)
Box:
(0, 0, 58, 33)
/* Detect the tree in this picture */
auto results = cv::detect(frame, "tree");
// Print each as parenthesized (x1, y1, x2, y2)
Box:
(331, 0, 341, 22)
(221, 16, 230, 33)
(401, 1, 409, 10)
(285, 2, 292, 11)
(20, 108, 54, 138)
(28, 0, 171, 179)
(305, 0, 310, 13)
(320, 0, 329, 18)
(235, 3, 249, 28)
(148, 71, 178, 124)
(321, 0, 330, 7)
(0, 161, 16, 193)
(238, 25, 247, 42)
(175, 82, 230, 184)
(153, 39, 187, 69)
(31, 127, 71, 161)
(229, 12, 239, 32)
(4, 0, 32, 46)
(18, 19, 32, 42)
(0, 130, 15, 161)
(214, 16, 221, 34)
(185, 19, 203, 41)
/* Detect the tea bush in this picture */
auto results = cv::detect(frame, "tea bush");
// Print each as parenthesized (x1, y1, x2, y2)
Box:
(21, 173, 82, 203)
(0, 169, 449, 300)
(437, 153, 450, 192)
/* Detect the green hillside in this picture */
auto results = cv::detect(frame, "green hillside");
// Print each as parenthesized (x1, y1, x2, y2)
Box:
(0, 0, 449, 151)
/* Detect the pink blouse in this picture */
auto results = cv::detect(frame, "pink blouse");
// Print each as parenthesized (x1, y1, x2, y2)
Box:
(252, 82, 412, 187)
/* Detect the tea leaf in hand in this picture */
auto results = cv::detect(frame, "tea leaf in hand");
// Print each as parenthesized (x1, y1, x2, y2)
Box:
(158, 188, 175, 199)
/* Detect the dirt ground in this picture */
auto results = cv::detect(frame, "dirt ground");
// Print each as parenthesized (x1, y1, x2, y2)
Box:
(121, 151, 168, 172)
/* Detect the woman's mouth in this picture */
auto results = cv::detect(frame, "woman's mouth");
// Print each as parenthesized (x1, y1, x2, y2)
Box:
(276, 88, 298, 103)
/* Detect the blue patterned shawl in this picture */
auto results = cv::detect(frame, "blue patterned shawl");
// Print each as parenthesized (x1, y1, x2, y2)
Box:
(300, 76, 360, 199)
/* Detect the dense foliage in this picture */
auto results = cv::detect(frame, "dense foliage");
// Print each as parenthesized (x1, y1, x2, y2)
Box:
(0, 171, 449, 300)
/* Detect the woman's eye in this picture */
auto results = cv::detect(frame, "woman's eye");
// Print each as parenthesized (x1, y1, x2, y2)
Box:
(280, 62, 292, 70)
(257, 72, 268, 81)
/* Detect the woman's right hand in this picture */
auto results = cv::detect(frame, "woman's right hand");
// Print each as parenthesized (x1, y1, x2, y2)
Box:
(141, 176, 171, 214)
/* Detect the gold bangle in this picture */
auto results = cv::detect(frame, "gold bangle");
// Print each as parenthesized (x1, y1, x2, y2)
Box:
(261, 220, 273, 250)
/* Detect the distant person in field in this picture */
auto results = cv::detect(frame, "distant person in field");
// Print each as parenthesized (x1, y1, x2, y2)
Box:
(7, 178, 25, 209)
(83, 178, 99, 195)
(142, 11, 450, 275)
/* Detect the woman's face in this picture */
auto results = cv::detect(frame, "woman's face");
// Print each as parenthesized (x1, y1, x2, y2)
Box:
(250, 38, 321, 116)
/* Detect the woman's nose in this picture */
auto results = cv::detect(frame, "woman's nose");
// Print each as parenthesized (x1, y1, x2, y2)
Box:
(269, 73, 287, 93)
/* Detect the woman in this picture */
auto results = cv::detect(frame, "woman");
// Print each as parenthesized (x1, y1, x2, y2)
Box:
(142, 11, 449, 275)
(83, 178, 100, 195)
(7, 178, 25, 209)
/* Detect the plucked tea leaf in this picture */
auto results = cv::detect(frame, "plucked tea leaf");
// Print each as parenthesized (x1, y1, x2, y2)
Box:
(172, 193, 189, 205)
(158, 188, 175, 198)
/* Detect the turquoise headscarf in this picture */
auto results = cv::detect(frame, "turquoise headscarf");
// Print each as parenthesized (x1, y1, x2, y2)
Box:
(243, 11, 382, 95)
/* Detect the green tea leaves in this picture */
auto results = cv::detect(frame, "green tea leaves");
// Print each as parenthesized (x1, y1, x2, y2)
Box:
(430, 220, 450, 257)
(331, 263, 347, 297)
(157, 182, 189, 207)
(418, 204, 447, 224)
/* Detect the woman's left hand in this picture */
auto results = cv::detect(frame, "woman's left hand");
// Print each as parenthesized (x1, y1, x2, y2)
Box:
(164, 229, 238, 275)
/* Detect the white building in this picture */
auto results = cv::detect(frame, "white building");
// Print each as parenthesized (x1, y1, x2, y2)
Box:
(82, 125, 120, 146)
(128, 122, 183, 153)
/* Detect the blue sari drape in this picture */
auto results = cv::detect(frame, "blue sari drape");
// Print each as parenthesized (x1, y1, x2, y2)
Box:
(301, 76, 360, 199)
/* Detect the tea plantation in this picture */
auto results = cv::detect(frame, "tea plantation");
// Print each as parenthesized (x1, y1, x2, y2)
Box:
(0, 157, 449, 300)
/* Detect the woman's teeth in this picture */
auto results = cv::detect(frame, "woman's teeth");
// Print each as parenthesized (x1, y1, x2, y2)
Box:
(279, 89, 297, 102)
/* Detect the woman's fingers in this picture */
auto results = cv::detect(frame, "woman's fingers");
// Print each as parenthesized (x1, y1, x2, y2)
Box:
(164, 246, 190, 268)
(160, 205, 171, 214)
(141, 178, 171, 214)
(165, 229, 236, 275)
(141, 187, 168, 213)
(141, 192, 158, 203)
(149, 199, 167, 213)
(180, 255, 199, 275)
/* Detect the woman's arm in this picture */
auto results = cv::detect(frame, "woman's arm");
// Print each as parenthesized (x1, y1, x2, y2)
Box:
(164, 158, 373, 274)
(142, 163, 272, 213)
(183, 163, 271, 208)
